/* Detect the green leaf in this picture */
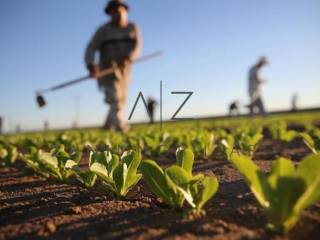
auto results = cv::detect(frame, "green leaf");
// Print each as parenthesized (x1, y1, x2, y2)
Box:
(194, 176, 219, 212)
(52, 145, 70, 168)
(113, 163, 127, 196)
(82, 172, 97, 188)
(266, 177, 305, 232)
(65, 159, 78, 169)
(267, 158, 295, 189)
(90, 162, 115, 188)
(165, 165, 191, 187)
(238, 133, 263, 156)
(126, 173, 142, 191)
(65, 160, 97, 187)
(0, 149, 8, 166)
(294, 154, 320, 214)
(37, 150, 62, 179)
(230, 153, 270, 208)
(90, 150, 113, 167)
(281, 130, 297, 143)
(165, 166, 193, 207)
(176, 147, 194, 175)
(0, 148, 8, 159)
(300, 133, 316, 153)
(114, 150, 142, 196)
(122, 150, 141, 182)
(0, 145, 18, 166)
(140, 160, 174, 205)
(205, 133, 216, 157)
(190, 173, 204, 185)
(297, 154, 320, 187)
(108, 154, 119, 176)
(220, 134, 235, 160)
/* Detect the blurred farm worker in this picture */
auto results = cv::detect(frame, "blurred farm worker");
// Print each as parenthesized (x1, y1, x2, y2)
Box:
(291, 93, 298, 112)
(147, 97, 157, 124)
(248, 57, 268, 115)
(85, 0, 142, 132)
(229, 101, 240, 116)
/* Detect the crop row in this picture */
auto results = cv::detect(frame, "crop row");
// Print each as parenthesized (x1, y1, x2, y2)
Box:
(1, 121, 320, 233)
(1, 121, 320, 160)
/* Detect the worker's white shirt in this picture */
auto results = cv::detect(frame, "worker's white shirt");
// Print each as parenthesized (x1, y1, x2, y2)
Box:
(248, 65, 262, 101)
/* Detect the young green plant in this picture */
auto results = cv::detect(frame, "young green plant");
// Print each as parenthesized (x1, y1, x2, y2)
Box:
(229, 152, 320, 232)
(22, 145, 79, 181)
(89, 149, 142, 198)
(0, 144, 18, 166)
(236, 129, 263, 157)
(141, 147, 219, 214)
(65, 152, 98, 188)
(191, 132, 217, 159)
(300, 132, 319, 154)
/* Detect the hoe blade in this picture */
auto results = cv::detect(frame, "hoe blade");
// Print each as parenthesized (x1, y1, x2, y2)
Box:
(36, 94, 46, 108)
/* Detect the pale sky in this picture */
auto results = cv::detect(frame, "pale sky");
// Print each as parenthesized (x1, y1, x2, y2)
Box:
(0, 0, 319, 132)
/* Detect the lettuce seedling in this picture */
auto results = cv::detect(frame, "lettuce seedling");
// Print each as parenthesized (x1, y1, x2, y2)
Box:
(220, 134, 235, 160)
(89, 149, 142, 197)
(127, 134, 144, 151)
(237, 132, 263, 157)
(65, 151, 98, 188)
(191, 132, 217, 159)
(0, 144, 18, 166)
(22, 145, 79, 181)
(142, 134, 160, 156)
(142, 132, 174, 157)
(229, 152, 320, 232)
(22, 147, 50, 178)
(269, 122, 297, 143)
(141, 147, 219, 213)
(300, 132, 319, 154)
(307, 125, 320, 139)
(221, 132, 262, 158)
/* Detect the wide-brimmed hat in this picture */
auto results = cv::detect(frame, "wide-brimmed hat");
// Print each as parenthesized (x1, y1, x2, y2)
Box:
(105, 0, 129, 15)
(258, 56, 269, 65)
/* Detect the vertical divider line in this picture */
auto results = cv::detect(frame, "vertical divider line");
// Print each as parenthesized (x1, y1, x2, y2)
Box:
(160, 80, 163, 131)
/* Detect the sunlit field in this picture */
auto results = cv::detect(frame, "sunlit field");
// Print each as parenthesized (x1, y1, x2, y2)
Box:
(1, 111, 320, 239)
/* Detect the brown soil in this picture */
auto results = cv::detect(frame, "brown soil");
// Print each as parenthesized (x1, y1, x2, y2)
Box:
(1, 139, 320, 240)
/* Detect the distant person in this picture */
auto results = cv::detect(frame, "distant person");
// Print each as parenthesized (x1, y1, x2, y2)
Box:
(292, 93, 298, 112)
(85, 0, 142, 132)
(147, 97, 157, 123)
(16, 124, 21, 133)
(72, 121, 78, 129)
(229, 101, 240, 116)
(44, 121, 49, 131)
(248, 57, 268, 115)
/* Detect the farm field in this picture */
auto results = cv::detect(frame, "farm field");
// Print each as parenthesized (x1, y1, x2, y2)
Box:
(1, 112, 320, 240)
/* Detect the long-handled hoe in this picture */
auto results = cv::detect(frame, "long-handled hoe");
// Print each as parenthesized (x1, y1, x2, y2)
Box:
(36, 51, 163, 108)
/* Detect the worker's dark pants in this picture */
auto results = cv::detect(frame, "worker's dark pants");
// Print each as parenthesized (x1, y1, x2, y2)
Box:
(149, 110, 154, 123)
(249, 97, 265, 115)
